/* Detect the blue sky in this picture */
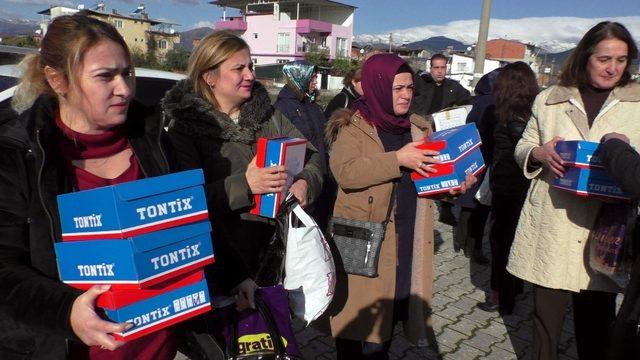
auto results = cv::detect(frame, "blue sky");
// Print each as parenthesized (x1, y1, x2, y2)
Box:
(1, 0, 638, 34)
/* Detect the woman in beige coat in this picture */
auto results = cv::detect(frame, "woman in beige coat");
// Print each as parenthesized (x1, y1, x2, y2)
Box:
(507, 21, 640, 360)
(325, 53, 473, 359)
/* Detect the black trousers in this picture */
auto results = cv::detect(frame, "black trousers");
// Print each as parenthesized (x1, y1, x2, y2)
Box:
(455, 204, 490, 254)
(533, 286, 616, 360)
(489, 194, 524, 313)
(335, 338, 392, 360)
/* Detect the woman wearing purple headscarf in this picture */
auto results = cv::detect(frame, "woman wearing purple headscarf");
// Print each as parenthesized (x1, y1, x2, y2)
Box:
(325, 53, 475, 358)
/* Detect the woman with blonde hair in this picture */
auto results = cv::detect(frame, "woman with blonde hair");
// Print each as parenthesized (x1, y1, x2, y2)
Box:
(0, 13, 177, 359)
(162, 30, 323, 333)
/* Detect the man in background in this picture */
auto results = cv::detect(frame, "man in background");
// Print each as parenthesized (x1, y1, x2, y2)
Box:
(411, 53, 472, 226)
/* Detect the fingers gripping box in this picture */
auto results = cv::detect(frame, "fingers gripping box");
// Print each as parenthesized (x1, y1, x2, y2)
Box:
(55, 221, 215, 289)
(553, 140, 630, 200)
(57, 169, 209, 241)
(411, 149, 485, 196)
(426, 123, 482, 163)
(251, 137, 307, 218)
(97, 271, 211, 341)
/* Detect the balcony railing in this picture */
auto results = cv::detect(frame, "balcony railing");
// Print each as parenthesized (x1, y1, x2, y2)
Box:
(215, 18, 247, 31)
(296, 19, 332, 34)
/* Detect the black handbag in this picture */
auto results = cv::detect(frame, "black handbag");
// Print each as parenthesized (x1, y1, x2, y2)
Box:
(328, 185, 396, 278)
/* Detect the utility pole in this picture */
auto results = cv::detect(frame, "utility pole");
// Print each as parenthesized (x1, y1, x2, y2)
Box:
(389, 33, 393, 53)
(472, 0, 492, 88)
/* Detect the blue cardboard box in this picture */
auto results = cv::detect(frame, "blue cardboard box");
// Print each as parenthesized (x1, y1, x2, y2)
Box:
(251, 137, 307, 218)
(411, 149, 485, 197)
(98, 271, 212, 341)
(427, 123, 482, 163)
(553, 167, 630, 200)
(57, 169, 209, 241)
(55, 221, 215, 289)
(555, 140, 603, 168)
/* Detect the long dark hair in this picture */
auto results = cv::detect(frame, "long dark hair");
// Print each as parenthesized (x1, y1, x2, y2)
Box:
(493, 62, 539, 123)
(559, 21, 638, 88)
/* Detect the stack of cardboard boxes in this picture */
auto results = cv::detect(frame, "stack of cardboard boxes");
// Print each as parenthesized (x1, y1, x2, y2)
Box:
(54, 169, 215, 340)
(553, 140, 630, 200)
(411, 123, 486, 196)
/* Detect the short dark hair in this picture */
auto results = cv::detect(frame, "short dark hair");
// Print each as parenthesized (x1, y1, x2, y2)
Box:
(559, 21, 638, 88)
(430, 53, 448, 65)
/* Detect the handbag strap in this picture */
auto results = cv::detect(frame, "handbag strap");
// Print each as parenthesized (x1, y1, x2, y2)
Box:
(381, 183, 397, 227)
(227, 290, 289, 358)
(255, 293, 288, 356)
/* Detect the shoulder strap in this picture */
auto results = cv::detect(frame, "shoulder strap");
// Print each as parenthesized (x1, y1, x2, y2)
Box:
(382, 183, 397, 226)
(343, 93, 349, 108)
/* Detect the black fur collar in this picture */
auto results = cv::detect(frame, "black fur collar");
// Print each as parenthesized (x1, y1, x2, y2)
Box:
(162, 79, 273, 144)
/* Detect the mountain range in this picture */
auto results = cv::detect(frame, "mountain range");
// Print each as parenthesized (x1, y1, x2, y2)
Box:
(0, 17, 38, 36)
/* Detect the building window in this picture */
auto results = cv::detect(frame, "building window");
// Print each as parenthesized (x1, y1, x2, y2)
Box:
(336, 37, 348, 58)
(253, 33, 258, 39)
(113, 19, 123, 29)
(158, 39, 168, 49)
(277, 33, 290, 53)
(277, 59, 288, 64)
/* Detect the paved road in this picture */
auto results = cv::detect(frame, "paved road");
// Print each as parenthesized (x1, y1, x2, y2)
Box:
(289, 217, 580, 360)
(179, 214, 590, 359)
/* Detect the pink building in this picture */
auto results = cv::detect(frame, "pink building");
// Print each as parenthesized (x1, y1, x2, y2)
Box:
(210, 0, 355, 65)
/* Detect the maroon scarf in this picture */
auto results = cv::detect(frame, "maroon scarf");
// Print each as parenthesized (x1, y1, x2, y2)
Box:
(351, 53, 411, 134)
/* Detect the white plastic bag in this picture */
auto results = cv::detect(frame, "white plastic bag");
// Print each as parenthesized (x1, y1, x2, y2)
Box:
(474, 167, 492, 206)
(283, 204, 336, 324)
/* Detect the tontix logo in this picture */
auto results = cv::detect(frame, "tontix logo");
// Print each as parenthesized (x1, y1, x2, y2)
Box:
(237, 333, 288, 355)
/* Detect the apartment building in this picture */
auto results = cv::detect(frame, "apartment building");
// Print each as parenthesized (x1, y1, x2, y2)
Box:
(38, 3, 180, 59)
(211, 0, 355, 65)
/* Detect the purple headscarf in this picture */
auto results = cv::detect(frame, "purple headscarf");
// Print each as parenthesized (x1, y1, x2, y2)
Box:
(351, 53, 412, 134)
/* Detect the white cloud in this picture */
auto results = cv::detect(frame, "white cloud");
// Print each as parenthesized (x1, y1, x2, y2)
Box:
(356, 16, 640, 53)
(190, 20, 215, 29)
(6, 0, 73, 5)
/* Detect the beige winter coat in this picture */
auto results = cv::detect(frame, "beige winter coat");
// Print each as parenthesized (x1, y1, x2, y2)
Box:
(507, 83, 640, 292)
(325, 110, 435, 344)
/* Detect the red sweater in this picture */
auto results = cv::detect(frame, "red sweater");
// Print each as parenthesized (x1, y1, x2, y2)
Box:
(56, 116, 177, 360)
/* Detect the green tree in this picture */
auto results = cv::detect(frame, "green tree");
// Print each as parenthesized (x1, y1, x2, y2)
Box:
(131, 49, 149, 68)
(330, 58, 357, 77)
(304, 48, 330, 68)
(145, 35, 161, 69)
(163, 48, 190, 72)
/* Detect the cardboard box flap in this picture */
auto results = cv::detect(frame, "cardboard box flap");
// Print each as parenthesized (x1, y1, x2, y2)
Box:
(130, 220, 211, 253)
(113, 169, 204, 201)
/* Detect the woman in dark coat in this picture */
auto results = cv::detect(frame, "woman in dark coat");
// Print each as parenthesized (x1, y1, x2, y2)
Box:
(600, 132, 640, 359)
(324, 67, 363, 119)
(275, 60, 332, 231)
(454, 68, 501, 263)
(477, 61, 539, 315)
(0, 14, 178, 359)
(163, 32, 324, 283)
